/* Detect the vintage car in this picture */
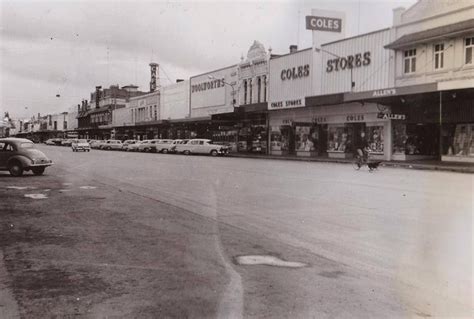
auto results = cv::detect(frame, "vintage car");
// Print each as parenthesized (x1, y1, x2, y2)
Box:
(44, 139, 56, 145)
(71, 139, 91, 152)
(174, 139, 228, 156)
(0, 138, 53, 176)
(61, 139, 73, 147)
(89, 140, 102, 149)
(100, 140, 123, 150)
(121, 140, 138, 151)
(155, 139, 174, 153)
(169, 139, 189, 153)
(138, 139, 161, 152)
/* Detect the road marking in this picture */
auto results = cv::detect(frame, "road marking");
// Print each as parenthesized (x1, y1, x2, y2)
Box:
(79, 186, 97, 189)
(234, 255, 307, 268)
(24, 194, 48, 199)
(59, 189, 72, 192)
(6, 186, 35, 190)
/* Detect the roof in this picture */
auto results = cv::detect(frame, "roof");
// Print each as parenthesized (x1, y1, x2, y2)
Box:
(385, 19, 474, 49)
(0, 137, 33, 143)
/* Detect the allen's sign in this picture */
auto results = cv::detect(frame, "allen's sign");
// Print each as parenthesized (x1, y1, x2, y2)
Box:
(306, 16, 342, 32)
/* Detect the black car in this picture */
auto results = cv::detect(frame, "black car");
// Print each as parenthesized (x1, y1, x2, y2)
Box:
(0, 138, 53, 176)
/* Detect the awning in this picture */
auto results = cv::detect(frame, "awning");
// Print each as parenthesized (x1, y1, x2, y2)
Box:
(385, 19, 474, 50)
(344, 83, 438, 103)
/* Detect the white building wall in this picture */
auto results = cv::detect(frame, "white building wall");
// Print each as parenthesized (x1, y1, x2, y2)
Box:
(190, 65, 238, 117)
(319, 29, 393, 94)
(161, 80, 190, 120)
(392, 0, 474, 88)
(268, 49, 313, 110)
(112, 107, 133, 127)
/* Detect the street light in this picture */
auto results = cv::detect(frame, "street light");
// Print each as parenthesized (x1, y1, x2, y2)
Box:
(315, 47, 355, 91)
(208, 75, 236, 107)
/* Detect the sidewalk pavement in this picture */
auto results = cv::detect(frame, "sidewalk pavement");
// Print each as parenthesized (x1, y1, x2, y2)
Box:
(227, 153, 474, 174)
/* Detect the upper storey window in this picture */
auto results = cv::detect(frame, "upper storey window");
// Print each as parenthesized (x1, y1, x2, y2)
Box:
(404, 49, 416, 74)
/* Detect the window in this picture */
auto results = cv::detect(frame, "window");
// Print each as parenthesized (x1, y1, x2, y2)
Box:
(257, 77, 261, 103)
(434, 43, 444, 70)
(5, 144, 15, 151)
(64, 121, 67, 129)
(243, 80, 248, 105)
(465, 37, 474, 65)
(404, 49, 416, 74)
(263, 75, 267, 102)
(249, 79, 253, 104)
(0, 142, 5, 150)
(149, 106, 152, 119)
(154, 105, 157, 120)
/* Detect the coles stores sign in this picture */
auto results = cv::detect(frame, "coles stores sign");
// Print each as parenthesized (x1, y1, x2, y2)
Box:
(281, 65, 310, 80)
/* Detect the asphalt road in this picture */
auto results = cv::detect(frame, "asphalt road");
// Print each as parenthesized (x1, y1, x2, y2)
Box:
(0, 145, 472, 318)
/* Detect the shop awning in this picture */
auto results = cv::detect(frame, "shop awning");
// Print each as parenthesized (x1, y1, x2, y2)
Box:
(305, 93, 345, 107)
(168, 116, 211, 124)
(385, 19, 474, 50)
(344, 82, 438, 103)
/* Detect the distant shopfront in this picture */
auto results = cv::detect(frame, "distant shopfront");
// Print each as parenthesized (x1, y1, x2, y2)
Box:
(269, 102, 390, 160)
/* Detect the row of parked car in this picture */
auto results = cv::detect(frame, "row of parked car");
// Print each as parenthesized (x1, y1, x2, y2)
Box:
(45, 138, 229, 156)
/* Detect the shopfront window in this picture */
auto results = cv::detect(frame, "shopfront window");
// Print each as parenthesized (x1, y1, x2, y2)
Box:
(393, 122, 439, 156)
(295, 125, 316, 152)
(444, 123, 474, 157)
(366, 125, 384, 154)
(327, 125, 353, 153)
(270, 126, 291, 153)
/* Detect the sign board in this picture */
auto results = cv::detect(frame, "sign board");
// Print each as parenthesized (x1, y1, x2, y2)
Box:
(306, 16, 342, 32)
(309, 9, 346, 48)
(269, 98, 305, 110)
(377, 113, 406, 120)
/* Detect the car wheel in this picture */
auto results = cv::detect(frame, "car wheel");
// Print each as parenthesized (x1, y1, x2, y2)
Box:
(8, 161, 23, 177)
(32, 167, 45, 176)
(210, 150, 218, 156)
(162, 149, 168, 154)
(183, 150, 190, 155)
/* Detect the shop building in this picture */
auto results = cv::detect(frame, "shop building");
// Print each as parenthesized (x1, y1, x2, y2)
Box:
(385, 0, 474, 162)
(211, 41, 271, 153)
(190, 64, 238, 146)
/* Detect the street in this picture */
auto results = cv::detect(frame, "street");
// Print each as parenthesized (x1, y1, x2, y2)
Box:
(0, 145, 472, 318)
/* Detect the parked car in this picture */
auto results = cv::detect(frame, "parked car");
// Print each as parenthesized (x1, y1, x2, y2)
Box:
(121, 140, 138, 151)
(101, 140, 123, 150)
(45, 139, 56, 145)
(155, 139, 174, 153)
(89, 140, 102, 149)
(175, 139, 228, 156)
(61, 139, 73, 147)
(170, 139, 189, 153)
(127, 140, 144, 152)
(0, 138, 53, 176)
(71, 139, 91, 152)
(138, 139, 160, 152)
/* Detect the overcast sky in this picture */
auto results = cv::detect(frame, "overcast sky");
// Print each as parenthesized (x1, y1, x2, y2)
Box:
(1, 0, 415, 119)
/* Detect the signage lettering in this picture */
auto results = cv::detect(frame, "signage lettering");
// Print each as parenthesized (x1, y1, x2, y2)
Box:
(191, 78, 225, 93)
(306, 15, 342, 32)
(377, 113, 406, 120)
(270, 99, 304, 109)
(313, 116, 327, 123)
(346, 114, 364, 122)
(372, 88, 397, 97)
(281, 65, 310, 80)
(326, 52, 371, 72)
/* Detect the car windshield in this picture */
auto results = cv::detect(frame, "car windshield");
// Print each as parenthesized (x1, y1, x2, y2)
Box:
(20, 142, 35, 149)
(78, 139, 87, 143)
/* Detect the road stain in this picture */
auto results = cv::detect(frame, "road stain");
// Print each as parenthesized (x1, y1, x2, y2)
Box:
(318, 270, 345, 278)
(6, 186, 36, 190)
(234, 255, 307, 268)
(24, 194, 48, 199)
(79, 186, 97, 190)
(415, 311, 432, 317)
(59, 189, 72, 192)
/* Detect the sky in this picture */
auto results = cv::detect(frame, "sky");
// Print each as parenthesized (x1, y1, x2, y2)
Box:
(0, 0, 416, 119)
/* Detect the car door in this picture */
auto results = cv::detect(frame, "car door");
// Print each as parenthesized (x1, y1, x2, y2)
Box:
(0, 142, 7, 168)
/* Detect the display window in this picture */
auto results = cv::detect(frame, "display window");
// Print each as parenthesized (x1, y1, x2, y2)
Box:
(366, 125, 384, 154)
(444, 123, 474, 157)
(393, 123, 439, 156)
(327, 125, 353, 153)
(270, 126, 291, 152)
(295, 125, 316, 152)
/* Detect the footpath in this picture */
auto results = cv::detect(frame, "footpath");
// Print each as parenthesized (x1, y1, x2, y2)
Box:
(228, 153, 474, 174)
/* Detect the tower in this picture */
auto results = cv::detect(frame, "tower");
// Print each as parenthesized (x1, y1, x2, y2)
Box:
(149, 63, 159, 92)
